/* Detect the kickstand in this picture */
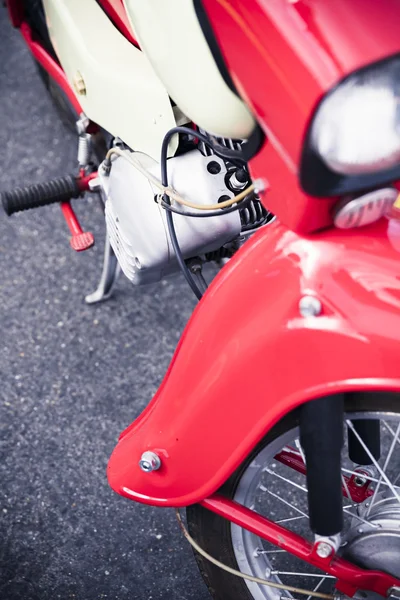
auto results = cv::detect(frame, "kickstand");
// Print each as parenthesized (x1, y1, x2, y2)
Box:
(85, 236, 120, 304)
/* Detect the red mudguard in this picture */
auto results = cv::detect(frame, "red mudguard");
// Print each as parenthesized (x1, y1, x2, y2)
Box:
(108, 218, 400, 506)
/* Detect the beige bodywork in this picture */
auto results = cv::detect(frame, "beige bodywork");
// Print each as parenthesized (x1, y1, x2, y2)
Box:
(43, 0, 255, 159)
(124, 0, 255, 140)
(43, 0, 178, 158)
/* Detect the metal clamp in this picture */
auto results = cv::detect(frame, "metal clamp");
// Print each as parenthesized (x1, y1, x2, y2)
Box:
(314, 534, 341, 559)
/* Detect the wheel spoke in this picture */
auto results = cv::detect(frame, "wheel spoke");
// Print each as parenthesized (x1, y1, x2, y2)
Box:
(256, 549, 286, 555)
(276, 515, 309, 524)
(346, 420, 400, 506)
(341, 466, 400, 491)
(272, 572, 334, 579)
(341, 475, 352, 500)
(382, 420, 400, 445)
(366, 421, 400, 516)
(306, 576, 329, 600)
(263, 468, 308, 493)
(294, 439, 307, 465)
(260, 486, 308, 517)
(342, 507, 380, 528)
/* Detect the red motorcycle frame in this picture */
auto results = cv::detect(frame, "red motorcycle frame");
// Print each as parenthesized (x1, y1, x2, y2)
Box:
(7, 0, 400, 596)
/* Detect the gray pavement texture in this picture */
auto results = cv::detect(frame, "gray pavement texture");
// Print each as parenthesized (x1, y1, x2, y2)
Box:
(0, 6, 211, 600)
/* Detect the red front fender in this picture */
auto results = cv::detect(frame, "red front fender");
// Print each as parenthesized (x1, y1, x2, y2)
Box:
(107, 218, 400, 506)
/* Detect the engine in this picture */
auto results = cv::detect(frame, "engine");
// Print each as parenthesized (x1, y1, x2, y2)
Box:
(98, 138, 271, 286)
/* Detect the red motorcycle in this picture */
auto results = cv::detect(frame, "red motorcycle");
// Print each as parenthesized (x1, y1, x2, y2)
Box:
(4, 1, 400, 599)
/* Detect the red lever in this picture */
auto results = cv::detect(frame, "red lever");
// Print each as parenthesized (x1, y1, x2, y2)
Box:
(60, 201, 94, 252)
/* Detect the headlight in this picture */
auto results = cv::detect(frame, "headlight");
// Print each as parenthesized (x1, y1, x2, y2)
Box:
(311, 56, 400, 176)
(300, 55, 400, 198)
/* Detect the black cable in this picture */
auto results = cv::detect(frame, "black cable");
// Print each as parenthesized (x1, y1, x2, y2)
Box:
(161, 130, 204, 300)
(167, 126, 246, 166)
(192, 270, 208, 294)
(165, 206, 203, 300)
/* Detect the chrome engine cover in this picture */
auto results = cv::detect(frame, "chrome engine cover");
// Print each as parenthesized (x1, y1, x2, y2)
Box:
(100, 149, 241, 285)
(342, 494, 400, 578)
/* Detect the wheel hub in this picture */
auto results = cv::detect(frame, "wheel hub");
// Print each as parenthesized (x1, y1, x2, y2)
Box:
(342, 494, 400, 578)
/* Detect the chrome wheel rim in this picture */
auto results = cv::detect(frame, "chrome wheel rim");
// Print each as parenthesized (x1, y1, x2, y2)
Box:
(231, 412, 400, 600)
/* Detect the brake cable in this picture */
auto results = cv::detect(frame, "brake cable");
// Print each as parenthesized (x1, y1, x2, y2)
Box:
(175, 509, 335, 599)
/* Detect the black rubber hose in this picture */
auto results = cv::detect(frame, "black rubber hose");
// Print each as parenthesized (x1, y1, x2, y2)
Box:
(1, 175, 81, 216)
(168, 126, 245, 166)
(300, 395, 344, 536)
(160, 130, 204, 300)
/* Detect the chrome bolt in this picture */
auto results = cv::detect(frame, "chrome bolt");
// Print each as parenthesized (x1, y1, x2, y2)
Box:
(316, 542, 333, 559)
(299, 295, 322, 317)
(354, 475, 367, 487)
(139, 451, 161, 473)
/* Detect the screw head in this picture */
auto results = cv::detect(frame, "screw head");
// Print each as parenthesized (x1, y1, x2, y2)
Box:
(299, 295, 322, 317)
(139, 451, 161, 473)
(316, 541, 333, 559)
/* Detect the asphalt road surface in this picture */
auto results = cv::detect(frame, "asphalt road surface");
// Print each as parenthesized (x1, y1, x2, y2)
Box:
(0, 6, 210, 599)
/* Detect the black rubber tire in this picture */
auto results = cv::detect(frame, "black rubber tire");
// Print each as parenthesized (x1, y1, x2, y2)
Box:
(186, 392, 400, 600)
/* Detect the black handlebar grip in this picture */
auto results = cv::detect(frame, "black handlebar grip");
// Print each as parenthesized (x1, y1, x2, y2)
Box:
(1, 175, 81, 216)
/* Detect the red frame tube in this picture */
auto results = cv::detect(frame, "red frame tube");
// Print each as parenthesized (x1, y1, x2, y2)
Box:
(6, 0, 24, 26)
(19, 22, 83, 116)
(201, 495, 400, 597)
(275, 450, 373, 503)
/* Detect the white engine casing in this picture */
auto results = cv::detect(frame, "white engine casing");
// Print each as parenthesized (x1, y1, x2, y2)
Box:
(124, 0, 255, 140)
(101, 150, 241, 285)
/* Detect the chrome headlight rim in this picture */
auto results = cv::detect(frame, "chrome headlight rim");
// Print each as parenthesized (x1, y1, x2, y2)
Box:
(300, 53, 400, 198)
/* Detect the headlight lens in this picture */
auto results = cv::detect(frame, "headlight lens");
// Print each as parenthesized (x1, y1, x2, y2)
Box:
(310, 56, 400, 175)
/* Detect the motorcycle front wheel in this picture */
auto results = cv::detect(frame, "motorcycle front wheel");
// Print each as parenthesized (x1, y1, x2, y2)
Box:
(187, 392, 400, 600)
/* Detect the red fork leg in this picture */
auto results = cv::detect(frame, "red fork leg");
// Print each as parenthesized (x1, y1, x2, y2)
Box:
(200, 495, 400, 597)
